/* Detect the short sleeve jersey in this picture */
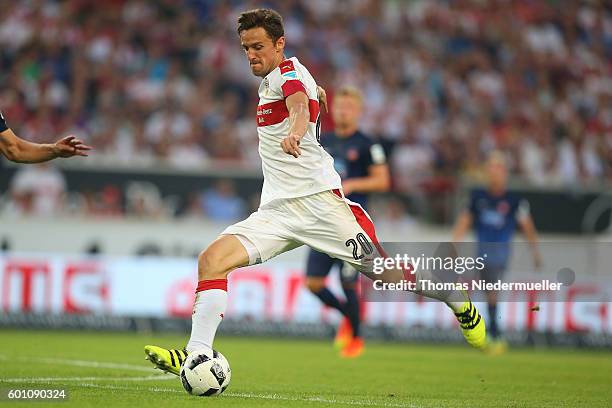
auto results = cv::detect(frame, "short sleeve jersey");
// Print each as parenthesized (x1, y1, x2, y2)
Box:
(469, 189, 530, 268)
(256, 57, 341, 206)
(321, 130, 386, 209)
(0, 111, 7, 132)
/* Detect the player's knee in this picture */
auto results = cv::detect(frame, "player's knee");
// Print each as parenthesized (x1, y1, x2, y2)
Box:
(341, 282, 356, 291)
(306, 278, 326, 293)
(198, 248, 228, 280)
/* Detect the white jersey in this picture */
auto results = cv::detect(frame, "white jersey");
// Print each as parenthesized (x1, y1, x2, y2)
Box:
(256, 57, 341, 206)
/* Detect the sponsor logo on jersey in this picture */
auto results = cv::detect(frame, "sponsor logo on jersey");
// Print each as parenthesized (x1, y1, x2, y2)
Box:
(282, 71, 298, 79)
(256, 99, 320, 127)
(497, 201, 509, 215)
(279, 59, 298, 80)
(257, 101, 288, 126)
(279, 60, 296, 74)
(258, 107, 273, 115)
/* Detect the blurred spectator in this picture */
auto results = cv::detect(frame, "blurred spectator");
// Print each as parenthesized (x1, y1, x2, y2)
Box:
(83, 184, 124, 217)
(166, 129, 210, 168)
(200, 179, 246, 222)
(125, 181, 166, 218)
(9, 163, 66, 216)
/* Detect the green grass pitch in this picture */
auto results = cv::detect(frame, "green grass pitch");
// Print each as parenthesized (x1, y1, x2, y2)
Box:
(0, 329, 610, 407)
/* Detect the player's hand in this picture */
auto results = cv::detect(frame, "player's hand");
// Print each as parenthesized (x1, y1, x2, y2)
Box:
(533, 251, 543, 271)
(53, 135, 92, 158)
(281, 133, 302, 158)
(317, 85, 328, 114)
(342, 180, 355, 195)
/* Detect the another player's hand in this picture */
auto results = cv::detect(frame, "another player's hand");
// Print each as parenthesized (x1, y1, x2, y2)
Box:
(53, 135, 92, 158)
(281, 133, 302, 158)
(342, 180, 355, 195)
(317, 85, 328, 114)
(533, 251, 543, 271)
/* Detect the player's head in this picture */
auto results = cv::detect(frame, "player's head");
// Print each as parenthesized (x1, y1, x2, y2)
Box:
(237, 9, 285, 78)
(486, 150, 508, 193)
(332, 86, 363, 137)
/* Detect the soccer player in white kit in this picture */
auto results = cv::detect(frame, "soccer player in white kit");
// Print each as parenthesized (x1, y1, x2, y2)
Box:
(145, 8, 487, 375)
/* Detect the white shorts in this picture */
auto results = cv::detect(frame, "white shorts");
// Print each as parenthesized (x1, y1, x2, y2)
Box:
(222, 189, 384, 272)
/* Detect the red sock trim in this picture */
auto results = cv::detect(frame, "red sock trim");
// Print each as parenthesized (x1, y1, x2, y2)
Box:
(403, 265, 416, 284)
(196, 279, 228, 293)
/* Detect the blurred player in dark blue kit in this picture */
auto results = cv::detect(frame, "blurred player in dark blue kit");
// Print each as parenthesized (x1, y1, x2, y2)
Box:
(453, 151, 541, 353)
(0, 111, 90, 163)
(305, 86, 390, 358)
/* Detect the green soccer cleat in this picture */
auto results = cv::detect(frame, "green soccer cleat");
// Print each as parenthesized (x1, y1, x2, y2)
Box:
(144, 345, 188, 376)
(454, 301, 487, 350)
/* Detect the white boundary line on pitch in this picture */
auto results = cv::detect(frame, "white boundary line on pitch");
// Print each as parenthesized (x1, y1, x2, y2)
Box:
(0, 354, 154, 373)
(1, 375, 174, 383)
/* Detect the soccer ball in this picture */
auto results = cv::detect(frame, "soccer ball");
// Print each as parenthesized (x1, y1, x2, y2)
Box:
(180, 348, 231, 396)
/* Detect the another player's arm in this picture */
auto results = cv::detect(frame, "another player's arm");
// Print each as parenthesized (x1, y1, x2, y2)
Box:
(317, 85, 328, 113)
(517, 211, 542, 269)
(0, 128, 91, 164)
(342, 164, 390, 195)
(342, 141, 390, 195)
(281, 91, 310, 158)
(452, 210, 473, 242)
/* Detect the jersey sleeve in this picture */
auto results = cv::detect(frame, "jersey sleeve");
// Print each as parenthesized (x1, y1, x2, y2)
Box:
(515, 198, 530, 221)
(0, 111, 8, 132)
(367, 142, 387, 166)
(269, 59, 308, 99)
(467, 191, 478, 217)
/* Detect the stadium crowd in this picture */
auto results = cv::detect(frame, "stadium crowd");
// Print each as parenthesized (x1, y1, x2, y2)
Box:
(1, 0, 611, 219)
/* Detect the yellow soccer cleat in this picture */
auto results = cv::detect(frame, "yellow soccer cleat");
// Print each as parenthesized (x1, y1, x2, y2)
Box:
(485, 338, 508, 356)
(454, 301, 488, 350)
(144, 345, 188, 376)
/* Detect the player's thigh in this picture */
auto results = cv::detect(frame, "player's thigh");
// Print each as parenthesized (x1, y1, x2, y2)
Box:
(305, 249, 336, 278)
(305, 249, 336, 292)
(298, 191, 381, 274)
(339, 261, 360, 285)
(199, 234, 250, 279)
(221, 207, 301, 266)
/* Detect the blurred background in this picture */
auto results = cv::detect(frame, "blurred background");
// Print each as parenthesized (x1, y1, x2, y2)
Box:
(0, 0, 611, 347)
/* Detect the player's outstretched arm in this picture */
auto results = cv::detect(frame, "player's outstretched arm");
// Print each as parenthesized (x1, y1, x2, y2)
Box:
(281, 91, 310, 158)
(342, 164, 391, 195)
(452, 210, 473, 242)
(518, 214, 542, 269)
(0, 129, 91, 164)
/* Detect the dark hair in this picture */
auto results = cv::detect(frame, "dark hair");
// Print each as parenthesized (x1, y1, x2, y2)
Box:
(237, 8, 284, 43)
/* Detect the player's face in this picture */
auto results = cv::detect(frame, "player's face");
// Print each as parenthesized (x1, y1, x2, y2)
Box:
(240, 27, 285, 77)
(487, 160, 507, 191)
(332, 95, 362, 135)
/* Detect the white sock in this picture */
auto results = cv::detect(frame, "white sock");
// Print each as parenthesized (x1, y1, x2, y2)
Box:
(186, 279, 228, 354)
